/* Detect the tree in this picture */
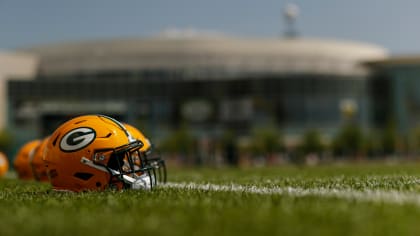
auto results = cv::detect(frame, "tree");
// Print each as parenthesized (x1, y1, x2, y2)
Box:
(332, 124, 364, 158)
(381, 121, 397, 156)
(160, 126, 195, 164)
(221, 130, 239, 166)
(298, 129, 324, 156)
(250, 125, 285, 163)
(0, 129, 14, 155)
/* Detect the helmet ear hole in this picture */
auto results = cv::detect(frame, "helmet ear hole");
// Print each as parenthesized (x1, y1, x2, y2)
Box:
(107, 153, 124, 171)
(74, 172, 94, 181)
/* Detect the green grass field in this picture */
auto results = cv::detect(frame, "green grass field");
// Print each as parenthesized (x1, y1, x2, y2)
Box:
(2, 163, 420, 236)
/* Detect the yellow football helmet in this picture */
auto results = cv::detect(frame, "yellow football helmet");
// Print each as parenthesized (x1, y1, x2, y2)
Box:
(14, 139, 41, 180)
(0, 152, 8, 177)
(44, 114, 165, 192)
(30, 137, 50, 182)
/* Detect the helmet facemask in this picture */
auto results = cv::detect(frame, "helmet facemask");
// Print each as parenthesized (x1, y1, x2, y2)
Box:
(142, 147, 167, 185)
(83, 140, 165, 190)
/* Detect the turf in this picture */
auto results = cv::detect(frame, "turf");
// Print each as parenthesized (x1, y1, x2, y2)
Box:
(1, 163, 420, 236)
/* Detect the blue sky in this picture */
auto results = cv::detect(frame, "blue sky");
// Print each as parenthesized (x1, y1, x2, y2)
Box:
(0, 0, 419, 54)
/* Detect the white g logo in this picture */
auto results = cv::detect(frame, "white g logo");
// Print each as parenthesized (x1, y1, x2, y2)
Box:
(60, 127, 96, 152)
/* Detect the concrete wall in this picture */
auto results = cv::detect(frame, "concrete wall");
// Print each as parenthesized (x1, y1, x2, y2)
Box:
(0, 52, 38, 129)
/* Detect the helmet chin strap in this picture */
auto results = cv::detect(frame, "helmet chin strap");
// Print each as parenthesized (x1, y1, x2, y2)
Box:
(80, 157, 152, 190)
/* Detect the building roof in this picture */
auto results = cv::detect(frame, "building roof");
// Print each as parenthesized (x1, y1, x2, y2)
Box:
(0, 51, 38, 79)
(365, 55, 420, 68)
(21, 36, 388, 78)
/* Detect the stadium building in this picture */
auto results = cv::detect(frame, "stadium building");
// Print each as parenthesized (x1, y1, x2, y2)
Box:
(367, 56, 420, 137)
(6, 34, 390, 147)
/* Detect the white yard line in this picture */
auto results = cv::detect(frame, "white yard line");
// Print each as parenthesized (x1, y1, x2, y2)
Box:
(162, 182, 420, 206)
